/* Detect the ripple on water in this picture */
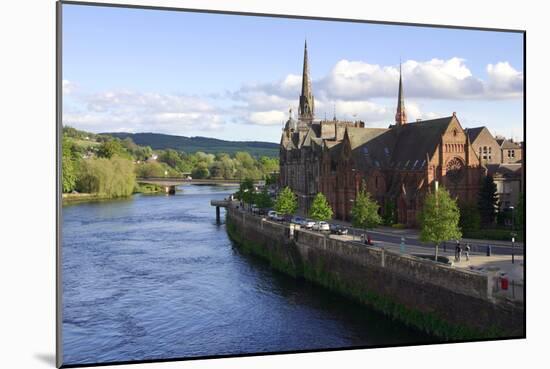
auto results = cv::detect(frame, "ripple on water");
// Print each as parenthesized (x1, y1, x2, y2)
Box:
(62, 186, 434, 365)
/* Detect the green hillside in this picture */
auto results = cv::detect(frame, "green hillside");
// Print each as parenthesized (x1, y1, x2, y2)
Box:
(102, 132, 279, 157)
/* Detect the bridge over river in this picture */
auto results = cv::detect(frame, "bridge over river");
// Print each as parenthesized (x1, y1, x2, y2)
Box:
(137, 177, 262, 194)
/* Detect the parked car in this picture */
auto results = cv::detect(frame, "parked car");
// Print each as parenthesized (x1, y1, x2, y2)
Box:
(303, 219, 315, 229)
(312, 221, 330, 232)
(283, 214, 293, 223)
(250, 204, 259, 214)
(330, 224, 348, 235)
(291, 216, 305, 225)
(267, 210, 277, 219)
(273, 213, 284, 222)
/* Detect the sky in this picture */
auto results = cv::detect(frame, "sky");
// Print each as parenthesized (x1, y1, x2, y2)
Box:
(62, 4, 524, 143)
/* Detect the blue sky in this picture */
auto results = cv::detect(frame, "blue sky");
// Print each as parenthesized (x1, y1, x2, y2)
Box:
(62, 4, 524, 142)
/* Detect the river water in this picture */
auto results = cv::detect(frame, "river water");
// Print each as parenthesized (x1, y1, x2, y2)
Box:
(62, 185, 433, 365)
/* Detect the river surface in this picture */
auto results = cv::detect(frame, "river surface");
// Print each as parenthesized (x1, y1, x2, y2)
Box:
(62, 185, 434, 365)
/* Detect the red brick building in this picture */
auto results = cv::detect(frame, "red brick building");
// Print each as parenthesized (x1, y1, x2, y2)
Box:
(280, 42, 486, 226)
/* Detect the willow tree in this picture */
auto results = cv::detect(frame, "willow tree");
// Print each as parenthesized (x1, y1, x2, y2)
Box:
(419, 186, 462, 262)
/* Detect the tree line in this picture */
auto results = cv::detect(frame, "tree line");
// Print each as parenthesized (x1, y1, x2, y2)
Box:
(62, 126, 279, 199)
(239, 175, 523, 258)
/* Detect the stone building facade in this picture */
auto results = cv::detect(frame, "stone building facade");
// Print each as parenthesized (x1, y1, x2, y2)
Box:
(466, 128, 524, 210)
(279, 42, 505, 226)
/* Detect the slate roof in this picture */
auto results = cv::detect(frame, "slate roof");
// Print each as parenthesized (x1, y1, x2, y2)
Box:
(390, 116, 455, 167)
(499, 139, 521, 150)
(486, 163, 522, 177)
(464, 127, 485, 143)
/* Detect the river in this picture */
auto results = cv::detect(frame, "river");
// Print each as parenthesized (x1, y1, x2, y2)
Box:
(62, 185, 433, 365)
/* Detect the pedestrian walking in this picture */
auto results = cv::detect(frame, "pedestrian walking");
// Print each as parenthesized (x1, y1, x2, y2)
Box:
(455, 241, 460, 261)
(457, 244, 462, 262)
(465, 244, 471, 261)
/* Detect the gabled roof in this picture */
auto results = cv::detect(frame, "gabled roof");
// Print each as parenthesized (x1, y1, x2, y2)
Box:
(390, 116, 455, 165)
(345, 127, 388, 149)
(500, 139, 521, 150)
(464, 126, 486, 143)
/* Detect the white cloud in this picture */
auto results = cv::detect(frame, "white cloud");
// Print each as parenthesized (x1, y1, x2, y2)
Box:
(63, 90, 224, 135)
(486, 62, 523, 98)
(247, 110, 287, 126)
(319, 57, 522, 100)
(62, 80, 76, 95)
(63, 57, 522, 134)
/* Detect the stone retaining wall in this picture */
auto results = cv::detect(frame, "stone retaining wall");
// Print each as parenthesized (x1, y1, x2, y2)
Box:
(226, 208, 524, 340)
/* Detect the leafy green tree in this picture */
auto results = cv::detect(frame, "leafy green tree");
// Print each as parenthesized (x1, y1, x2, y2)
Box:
(258, 156, 279, 174)
(274, 187, 298, 215)
(382, 199, 397, 226)
(62, 137, 78, 193)
(478, 175, 499, 225)
(459, 202, 481, 232)
(191, 162, 210, 179)
(97, 140, 129, 159)
(135, 162, 166, 178)
(515, 193, 524, 232)
(265, 172, 279, 186)
(254, 188, 274, 210)
(419, 187, 462, 262)
(159, 149, 184, 170)
(309, 192, 333, 221)
(351, 183, 382, 230)
(236, 178, 256, 206)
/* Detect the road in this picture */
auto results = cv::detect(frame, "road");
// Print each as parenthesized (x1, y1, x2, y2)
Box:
(329, 222, 524, 256)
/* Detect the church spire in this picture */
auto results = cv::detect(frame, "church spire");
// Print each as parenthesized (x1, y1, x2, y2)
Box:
(395, 62, 407, 126)
(299, 39, 314, 122)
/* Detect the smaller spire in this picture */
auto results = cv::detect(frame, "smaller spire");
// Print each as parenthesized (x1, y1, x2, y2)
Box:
(333, 104, 337, 121)
(395, 61, 407, 126)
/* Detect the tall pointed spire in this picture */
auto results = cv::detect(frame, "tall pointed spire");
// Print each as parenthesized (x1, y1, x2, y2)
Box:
(299, 39, 314, 122)
(395, 62, 407, 126)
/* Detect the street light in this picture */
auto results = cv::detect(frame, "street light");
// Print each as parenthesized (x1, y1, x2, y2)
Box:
(509, 206, 515, 264)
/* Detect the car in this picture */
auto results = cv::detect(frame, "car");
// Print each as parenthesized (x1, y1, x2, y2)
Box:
(312, 221, 330, 232)
(291, 216, 305, 225)
(330, 224, 348, 235)
(303, 219, 315, 229)
(282, 214, 293, 223)
(267, 210, 277, 219)
(273, 214, 284, 222)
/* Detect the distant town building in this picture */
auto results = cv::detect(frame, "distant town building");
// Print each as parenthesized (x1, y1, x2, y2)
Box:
(279, 42, 521, 226)
(496, 138, 522, 164)
(467, 129, 524, 209)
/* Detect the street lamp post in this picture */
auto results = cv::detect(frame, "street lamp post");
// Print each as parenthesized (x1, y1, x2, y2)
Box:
(509, 206, 515, 264)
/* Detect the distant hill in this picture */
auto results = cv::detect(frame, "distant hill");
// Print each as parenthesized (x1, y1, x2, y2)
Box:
(102, 132, 280, 157)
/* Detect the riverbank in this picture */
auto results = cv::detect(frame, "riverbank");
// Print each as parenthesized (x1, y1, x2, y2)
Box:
(62, 184, 164, 204)
(226, 207, 524, 341)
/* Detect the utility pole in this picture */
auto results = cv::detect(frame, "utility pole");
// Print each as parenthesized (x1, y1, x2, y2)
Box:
(434, 180, 439, 262)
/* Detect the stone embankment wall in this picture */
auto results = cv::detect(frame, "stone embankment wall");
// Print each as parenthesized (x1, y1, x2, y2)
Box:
(226, 208, 524, 340)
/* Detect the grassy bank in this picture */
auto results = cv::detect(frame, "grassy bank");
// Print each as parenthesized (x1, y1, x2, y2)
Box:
(62, 183, 164, 205)
(226, 215, 502, 341)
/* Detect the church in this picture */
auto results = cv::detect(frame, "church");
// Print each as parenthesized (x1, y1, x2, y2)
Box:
(279, 42, 486, 226)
